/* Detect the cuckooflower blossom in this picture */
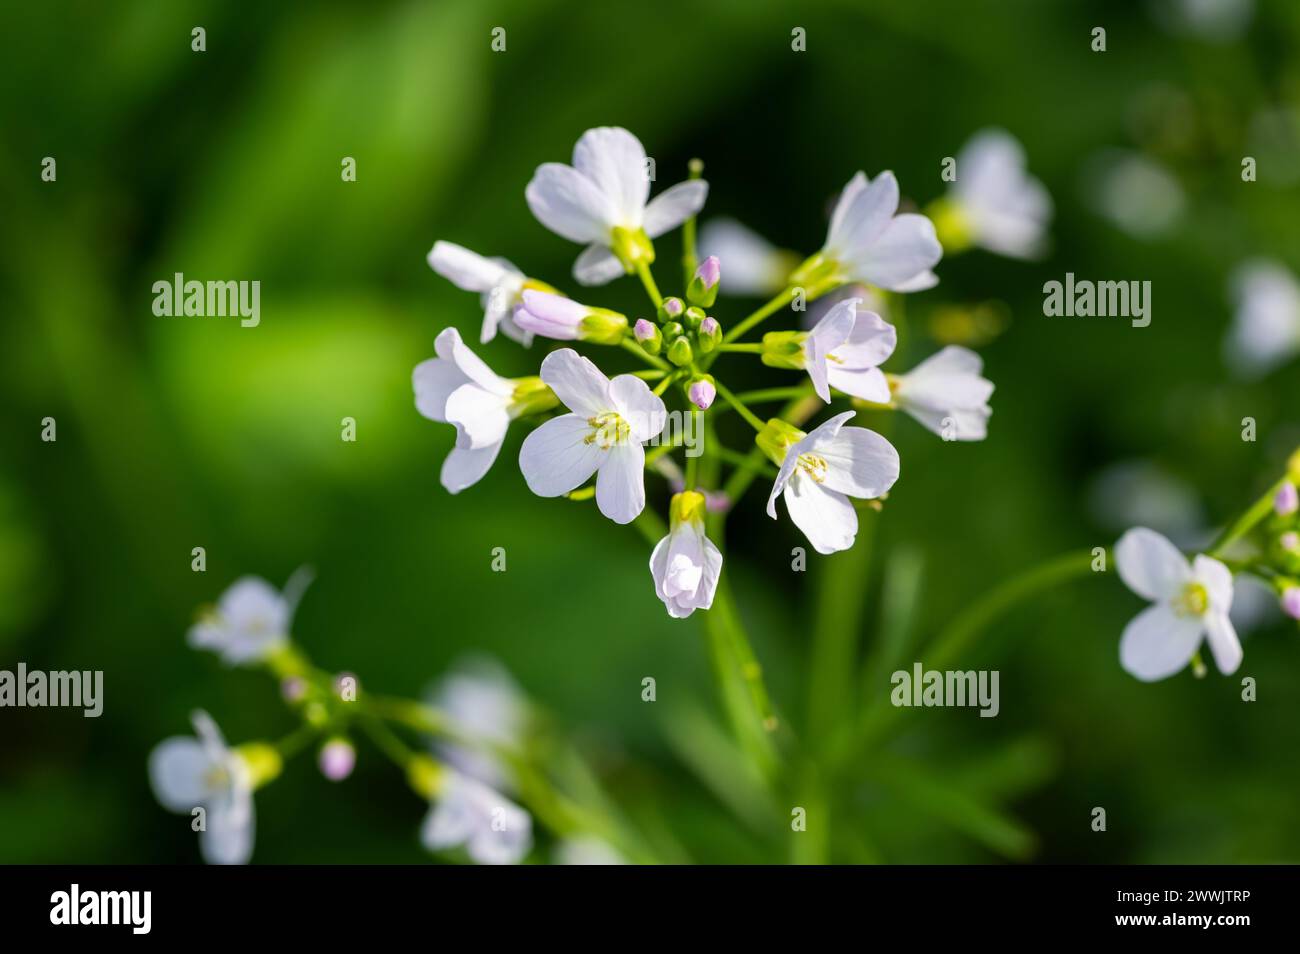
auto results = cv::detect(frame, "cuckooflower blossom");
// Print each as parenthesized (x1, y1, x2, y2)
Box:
(764, 298, 896, 403)
(519, 349, 666, 524)
(429, 657, 527, 791)
(413, 327, 558, 494)
(649, 491, 723, 618)
(938, 129, 1052, 259)
(525, 126, 709, 286)
(889, 346, 994, 441)
(790, 171, 942, 296)
(1115, 528, 1242, 681)
(420, 769, 533, 865)
(148, 710, 277, 865)
(1225, 260, 1300, 378)
(513, 290, 628, 344)
(318, 739, 356, 782)
(427, 241, 555, 345)
(697, 217, 799, 297)
(759, 411, 901, 554)
(1276, 480, 1299, 516)
(188, 571, 312, 666)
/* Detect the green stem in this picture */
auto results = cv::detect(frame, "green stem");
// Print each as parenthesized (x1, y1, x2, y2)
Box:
(632, 368, 667, 380)
(714, 445, 777, 477)
(684, 409, 700, 490)
(718, 287, 797, 347)
(620, 336, 669, 370)
(634, 260, 663, 308)
(273, 723, 321, 760)
(652, 374, 677, 397)
(682, 158, 704, 284)
(1208, 476, 1286, 557)
(734, 386, 812, 405)
(717, 343, 764, 353)
(713, 380, 765, 432)
(359, 716, 416, 769)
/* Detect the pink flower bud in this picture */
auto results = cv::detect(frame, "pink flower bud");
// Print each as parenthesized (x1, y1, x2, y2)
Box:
(280, 676, 307, 703)
(1282, 532, 1300, 552)
(700, 316, 719, 337)
(695, 255, 721, 290)
(1275, 481, 1298, 516)
(688, 379, 716, 410)
(319, 739, 356, 782)
(663, 297, 684, 317)
(1282, 587, 1300, 620)
(634, 319, 656, 342)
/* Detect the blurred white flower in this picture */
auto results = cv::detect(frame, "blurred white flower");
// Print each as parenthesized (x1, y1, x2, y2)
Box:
(1115, 527, 1241, 681)
(697, 218, 798, 297)
(148, 710, 260, 865)
(526, 126, 708, 286)
(554, 836, 626, 865)
(512, 290, 628, 344)
(1224, 259, 1300, 378)
(421, 770, 532, 865)
(1086, 459, 1206, 548)
(427, 241, 546, 345)
(946, 129, 1052, 259)
(188, 570, 311, 666)
(1084, 149, 1185, 239)
(413, 328, 557, 494)
(649, 491, 722, 618)
(519, 349, 666, 524)
(1149, 0, 1254, 41)
(890, 346, 994, 441)
(802, 171, 942, 293)
(430, 657, 527, 791)
(760, 411, 900, 555)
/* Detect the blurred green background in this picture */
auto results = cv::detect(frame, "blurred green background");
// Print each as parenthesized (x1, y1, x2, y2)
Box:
(2, 0, 1299, 864)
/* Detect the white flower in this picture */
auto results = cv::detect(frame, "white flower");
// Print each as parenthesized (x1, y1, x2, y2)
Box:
(798, 171, 942, 294)
(426, 241, 541, 345)
(430, 657, 526, 791)
(554, 836, 626, 865)
(649, 491, 723, 618)
(890, 346, 993, 441)
(513, 290, 628, 344)
(761, 411, 900, 555)
(1225, 259, 1300, 377)
(188, 572, 311, 666)
(525, 126, 709, 286)
(421, 770, 532, 865)
(413, 327, 556, 494)
(519, 349, 666, 524)
(697, 218, 797, 296)
(1115, 528, 1242, 682)
(148, 711, 257, 865)
(799, 298, 896, 403)
(947, 129, 1052, 259)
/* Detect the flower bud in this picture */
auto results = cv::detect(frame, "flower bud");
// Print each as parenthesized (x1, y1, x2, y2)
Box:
(1282, 531, 1300, 552)
(1283, 586, 1300, 621)
(759, 330, 807, 370)
(319, 738, 356, 782)
(667, 337, 694, 367)
(698, 316, 722, 353)
(1275, 481, 1298, 517)
(280, 676, 307, 703)
(687, 256, 720, 308)
(663, 321, 684, 340)
(684, 305, 707, 329)
(633, 318, 663, 355)
(579, 308, 631, 345)
(688, 377, 716, 410)
(658, 297, 685, 323)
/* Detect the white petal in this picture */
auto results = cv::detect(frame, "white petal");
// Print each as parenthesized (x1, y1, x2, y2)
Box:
(783, 476, 858, 555)
(595, 443, 646, 524)
(572, 127, 649, 228)
(434, 327, 511, 396)
(891, 269, 940, 293)
(804, 298, 857, 403)
(201, 792, 255, 865)
(518, 414, 603, 498)
(1203, 610, 1242, 675)
(801, 409, 858, 449)
(444, 384, 510, 450)
(427, 241, 513, 292)
(148, 738, 211, 812)
(191, 709, 229, 764)
(845, 213, 943, 291)
(826, 365, 891, 403)
(413, 357, 466, 423)
(901, 404, 992, 441)
(833, 310, 897, 369)
(826, 171, 898, 256)
(573, 243, 627, 286)
(441, 441, 502, 494)
(766, 448, 801, 519)
(1192, 554, 1234, 613)
(538, 348, 612, 416)
(895, 346, 994, 413)
(817, 427, 901, 499)
(1119, 604, 1203, 682)
(643, 180, 710, 237)
(609, 374, 667, 442)
(525, 163, 615, 243)
(1115, 528, 1191, 601)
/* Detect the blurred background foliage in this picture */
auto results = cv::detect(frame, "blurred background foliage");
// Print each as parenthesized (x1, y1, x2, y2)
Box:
(1, 0, 1299, 863)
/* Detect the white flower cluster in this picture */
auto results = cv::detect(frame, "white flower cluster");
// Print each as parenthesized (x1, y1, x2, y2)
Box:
(419, 126, 1015, 617)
